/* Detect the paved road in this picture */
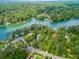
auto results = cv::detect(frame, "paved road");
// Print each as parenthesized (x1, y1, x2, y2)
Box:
(26, 46, 67, 59)
(34, 49, 66, 59)
(2, 37, 67, 59)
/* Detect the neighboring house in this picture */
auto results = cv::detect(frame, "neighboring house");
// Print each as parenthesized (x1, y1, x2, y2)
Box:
(26, 46, 35, 52)
(36, 34, 42, 40)
(12, 37, 26, 44)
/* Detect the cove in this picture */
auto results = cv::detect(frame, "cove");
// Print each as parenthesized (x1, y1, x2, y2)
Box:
(0, 18, 79, 40)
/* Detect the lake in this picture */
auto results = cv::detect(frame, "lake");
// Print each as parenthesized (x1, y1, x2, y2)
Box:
(0, 18, 79, 40)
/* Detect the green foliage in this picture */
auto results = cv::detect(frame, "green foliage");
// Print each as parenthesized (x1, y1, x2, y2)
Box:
(0, 25, 79, 59)
(0, 2, 79, 24)
(22, 25, 79, 59)
(0, 2, 79, 59)
(0, 46, 28, 59)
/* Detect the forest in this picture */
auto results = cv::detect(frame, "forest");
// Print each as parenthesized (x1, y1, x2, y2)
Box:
(0, 2, 79, 24)
(0, 1, 79, 59)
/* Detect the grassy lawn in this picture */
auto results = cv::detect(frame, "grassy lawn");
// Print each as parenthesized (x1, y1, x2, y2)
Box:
(0, 44, 5, 49)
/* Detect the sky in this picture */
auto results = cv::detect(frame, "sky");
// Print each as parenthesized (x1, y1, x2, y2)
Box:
(18, 0, 62, 1)
(0, 0, 78, 2)
(18, 0, 78, 1)
(16, 0, 78, 1)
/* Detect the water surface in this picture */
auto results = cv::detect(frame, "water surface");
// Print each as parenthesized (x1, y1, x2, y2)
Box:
(0, 18, 79, 40)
